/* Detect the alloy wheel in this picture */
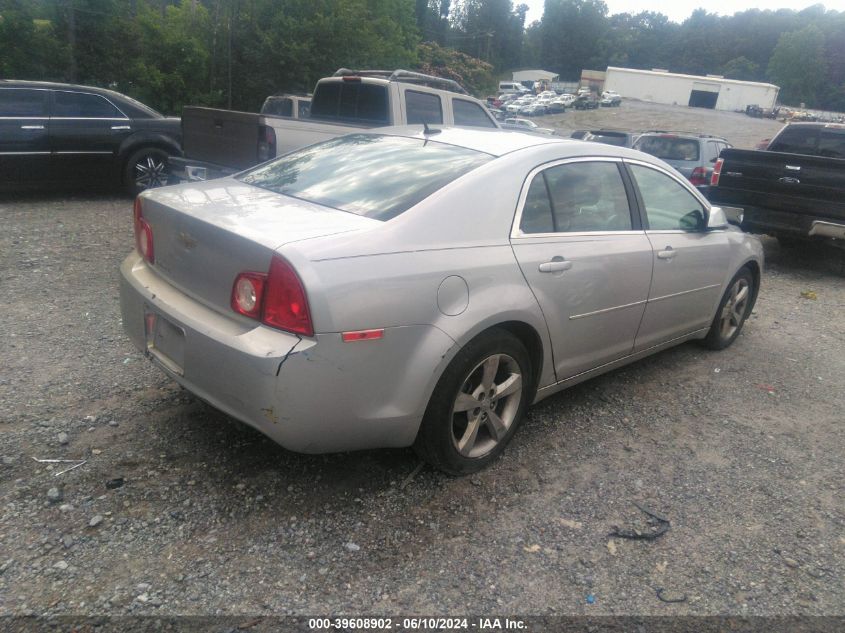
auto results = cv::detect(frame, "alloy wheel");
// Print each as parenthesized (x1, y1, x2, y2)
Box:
(719, 277, 750, 339)
(451, 353, 523, 459)
(134, 154, 167, 190)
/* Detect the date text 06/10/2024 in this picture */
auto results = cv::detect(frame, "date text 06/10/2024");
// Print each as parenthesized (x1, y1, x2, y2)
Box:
(307, 617, 527, 630)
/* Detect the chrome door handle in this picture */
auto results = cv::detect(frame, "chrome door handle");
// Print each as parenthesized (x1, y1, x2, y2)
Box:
(20, 125, 45, 130)
(657, 246, 676, 260)
(110, 125, 131, 131)
(538, 259, 572, 273)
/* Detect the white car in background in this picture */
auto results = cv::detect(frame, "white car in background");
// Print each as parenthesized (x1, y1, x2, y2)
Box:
(554, 94, 576, 107)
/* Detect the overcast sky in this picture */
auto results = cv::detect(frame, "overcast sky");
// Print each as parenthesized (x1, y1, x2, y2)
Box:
(521, 1, 844, 25)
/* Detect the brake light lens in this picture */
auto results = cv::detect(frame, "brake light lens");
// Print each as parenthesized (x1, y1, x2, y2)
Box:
(134, 197, 154, 264)
(231, 256, 313, 336)
(710, 158, 724, 186)
(689, 166, 709, 187)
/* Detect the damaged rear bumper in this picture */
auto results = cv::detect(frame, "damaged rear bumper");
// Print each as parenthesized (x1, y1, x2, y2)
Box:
(119, 253, 454, 453)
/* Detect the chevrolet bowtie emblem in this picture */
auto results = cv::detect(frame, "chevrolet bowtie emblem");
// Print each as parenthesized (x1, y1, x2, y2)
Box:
(177, 232, 197, 250)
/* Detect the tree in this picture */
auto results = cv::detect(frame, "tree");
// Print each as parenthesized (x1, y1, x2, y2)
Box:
(721, 56, 759, 80)
(450, 0, 527, 70)
(767, 24, 828, 106)
(0, 0, 68, 79)
(539, 0, 608, 79)
(416, 40, 495, 94)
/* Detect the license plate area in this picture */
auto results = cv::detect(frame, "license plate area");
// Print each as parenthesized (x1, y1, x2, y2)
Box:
(144, 310, 185, 376)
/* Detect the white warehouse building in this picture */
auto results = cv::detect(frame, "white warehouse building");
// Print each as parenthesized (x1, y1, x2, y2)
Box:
(604, 66, 779, 111)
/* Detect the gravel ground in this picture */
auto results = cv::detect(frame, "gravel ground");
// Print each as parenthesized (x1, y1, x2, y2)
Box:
(0, 103, 843, 623)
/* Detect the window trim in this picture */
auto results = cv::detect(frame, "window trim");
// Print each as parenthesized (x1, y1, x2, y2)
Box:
(51, 89, 130, 120)
(622, 158, 714, 233)
(510, 156, 641, 239)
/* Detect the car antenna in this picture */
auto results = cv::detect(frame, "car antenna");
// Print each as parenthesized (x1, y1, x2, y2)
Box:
(422, 121, 441, 136)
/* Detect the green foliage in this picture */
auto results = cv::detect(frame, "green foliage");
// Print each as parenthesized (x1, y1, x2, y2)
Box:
(768, 25, 828, 107)
(540, 0, 609, 80)
(0, 0, 67, 79)
(416, 40, 495, 95)
(721, 56, 760, 81)
(1, 0, 843, 113)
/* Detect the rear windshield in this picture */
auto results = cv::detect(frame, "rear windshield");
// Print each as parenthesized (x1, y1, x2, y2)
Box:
(634, 136, 700, 161)
(309, 81, 388, 124)
(238, 134, 493, 221)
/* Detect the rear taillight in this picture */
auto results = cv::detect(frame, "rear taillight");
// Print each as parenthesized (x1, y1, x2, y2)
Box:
(710, 158, 724, 186)
(690, 166, 709, 187)
(133, 197, 154, 264)
(231, 256, 313, 336)
(257, 125, 276, 163)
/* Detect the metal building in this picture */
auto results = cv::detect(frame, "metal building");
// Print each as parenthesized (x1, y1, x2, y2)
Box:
(511, 69, 560, 84)
(603, 67, 780, 111)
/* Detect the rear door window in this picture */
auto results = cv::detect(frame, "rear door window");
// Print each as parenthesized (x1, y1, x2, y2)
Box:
(520, 162, 633, 233)
(0, 88, 49, 117)
(53, 91, 124, 118)
(406, 90, 443, 125)
(453, 99, 496, 128)
(818, 129, 845, 158)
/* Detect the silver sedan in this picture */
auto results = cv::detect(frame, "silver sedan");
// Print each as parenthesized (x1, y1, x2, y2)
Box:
(120, 127, 763, 474)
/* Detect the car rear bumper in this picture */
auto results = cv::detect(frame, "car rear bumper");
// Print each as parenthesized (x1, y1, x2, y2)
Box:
(120, 252, 456, 453)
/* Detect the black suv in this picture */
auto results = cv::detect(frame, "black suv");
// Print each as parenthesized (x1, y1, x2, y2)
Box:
(0, 81, 181, 194)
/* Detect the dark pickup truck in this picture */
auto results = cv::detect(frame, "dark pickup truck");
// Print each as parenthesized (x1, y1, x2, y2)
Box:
(709, 122, 845, 247)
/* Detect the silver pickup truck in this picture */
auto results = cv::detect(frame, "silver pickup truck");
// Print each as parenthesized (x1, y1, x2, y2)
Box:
(169, 69, 500, 182)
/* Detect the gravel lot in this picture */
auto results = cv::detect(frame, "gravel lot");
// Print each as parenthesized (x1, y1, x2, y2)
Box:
(1, 102, 843, 623)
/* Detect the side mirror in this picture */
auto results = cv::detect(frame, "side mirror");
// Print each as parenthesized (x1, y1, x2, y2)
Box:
(707, 206, 729, 230)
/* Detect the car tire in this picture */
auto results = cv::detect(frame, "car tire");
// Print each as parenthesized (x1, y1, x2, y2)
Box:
(123, 147, 171, 196)
(414, 328, 533, 475)
(701, 268, 755, 350)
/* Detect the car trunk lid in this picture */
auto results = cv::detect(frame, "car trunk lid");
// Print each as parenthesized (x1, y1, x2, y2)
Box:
(139, 179, 379, 315)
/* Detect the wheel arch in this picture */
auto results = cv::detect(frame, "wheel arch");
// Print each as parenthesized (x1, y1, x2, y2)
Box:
(118, 132, 181, 163)
(740, 258, 762, 312)
(494, 320, 544, 399)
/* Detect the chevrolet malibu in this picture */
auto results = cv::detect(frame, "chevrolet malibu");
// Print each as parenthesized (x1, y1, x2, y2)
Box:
(120, 127, 763, 474)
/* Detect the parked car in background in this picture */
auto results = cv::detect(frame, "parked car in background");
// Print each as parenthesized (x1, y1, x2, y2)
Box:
(502, 118, 555, 134)
(523, 103, 548, 117)
(0, 80, 181, 194)
(545, 101, 567, 114)
(120, 126, 762, 475)
(553, 94, 576, 108)
(498, 81, 530, 95)
(507, 96, 534, 114)
(580, 129, 639, 147)
(574, 95, 599, 110)
(600, 92, 622, 107)
(633, 131, 731, 193)
(709, 122, 845, 247)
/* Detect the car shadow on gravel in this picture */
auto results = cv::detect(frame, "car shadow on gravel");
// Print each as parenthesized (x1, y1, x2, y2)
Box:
(135, 394, 417, 503)
(0, 184, 128, 202)
(762, 235, 845, 277)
